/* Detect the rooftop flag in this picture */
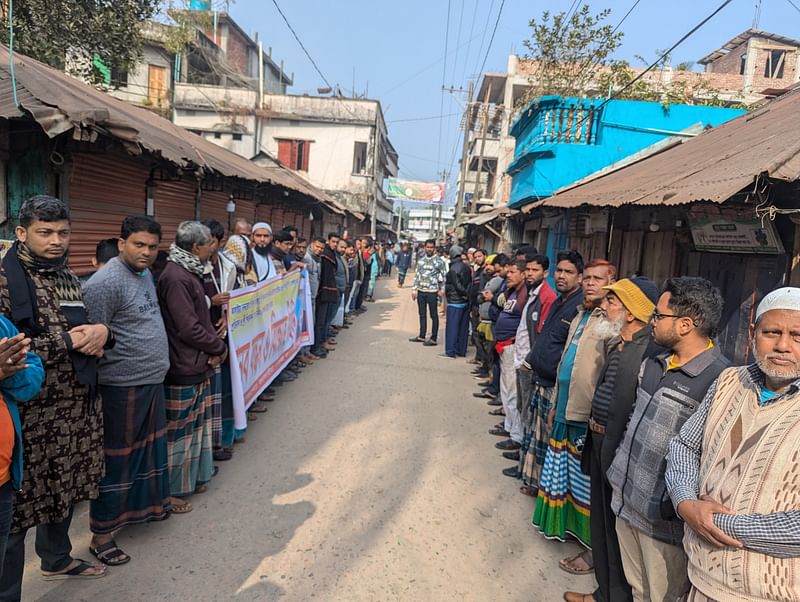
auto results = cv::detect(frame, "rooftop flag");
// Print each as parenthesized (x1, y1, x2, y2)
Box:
(387, 179, 445, 204)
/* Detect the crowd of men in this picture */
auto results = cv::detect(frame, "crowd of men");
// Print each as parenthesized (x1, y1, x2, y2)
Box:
(0, 194, 399, 601)
(412, 242, 800, 602)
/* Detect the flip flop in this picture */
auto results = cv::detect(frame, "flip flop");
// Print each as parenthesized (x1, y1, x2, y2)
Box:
(42, 559, 106, 581)
(488, 408, 505, 416)
(89, 540, 131, 566)
(520, 485, 538, 497)
(559, 551, 594, 575)
(170, 498, 193, 514)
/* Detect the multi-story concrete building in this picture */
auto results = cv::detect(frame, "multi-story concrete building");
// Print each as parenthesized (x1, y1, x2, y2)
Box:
(406, 206, 454, 241)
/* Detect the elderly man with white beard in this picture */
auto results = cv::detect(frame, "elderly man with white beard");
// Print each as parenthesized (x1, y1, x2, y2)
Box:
(666, 287, 800, 602)
(564, 277, 661, 602)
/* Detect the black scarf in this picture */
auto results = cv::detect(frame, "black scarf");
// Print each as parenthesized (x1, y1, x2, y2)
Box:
(4, 241, 98, 404)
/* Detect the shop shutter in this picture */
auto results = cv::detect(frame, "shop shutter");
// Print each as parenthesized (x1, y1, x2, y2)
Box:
(200, 190, 231, 230)
(68, 152, 148, 274)
(154, 180, 197, 246)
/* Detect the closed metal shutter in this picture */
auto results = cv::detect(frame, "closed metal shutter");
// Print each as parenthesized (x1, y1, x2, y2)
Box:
(68, 153, 148, 274)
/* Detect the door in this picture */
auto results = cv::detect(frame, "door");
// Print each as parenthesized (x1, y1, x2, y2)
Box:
(147, 65, 168, 107)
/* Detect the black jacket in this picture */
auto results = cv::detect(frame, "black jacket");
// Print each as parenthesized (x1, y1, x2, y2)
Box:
(468, 266, 485, 311)
(318, 246, 339, 304)
(529, 287, 583, 387)
(445, 257, 471, 304)
(581, 326, 665, 476)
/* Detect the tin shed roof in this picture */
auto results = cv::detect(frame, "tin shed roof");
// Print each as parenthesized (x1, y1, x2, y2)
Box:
(0, 44, 344, 214)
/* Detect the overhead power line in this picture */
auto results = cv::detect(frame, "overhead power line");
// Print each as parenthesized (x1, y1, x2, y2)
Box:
(567, 0, 735, 151)
(786, 0, 800, 14)
(476, 0, 507, 79)
(270, 0, 332, 89)
(388, 111, 462, 124)
(437, 0, 453, 168)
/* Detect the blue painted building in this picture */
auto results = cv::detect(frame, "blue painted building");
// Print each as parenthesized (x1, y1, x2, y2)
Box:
(507, 96, 745, 209)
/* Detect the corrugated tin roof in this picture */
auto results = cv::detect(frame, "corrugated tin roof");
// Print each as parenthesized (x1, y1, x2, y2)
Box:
(463, 205, 518, 226)
(0, 45, 344, 214)
(535, 86, 800, 210)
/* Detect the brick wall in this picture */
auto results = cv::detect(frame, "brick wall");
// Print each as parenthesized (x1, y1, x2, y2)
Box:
(707, 40, 748, 74)
(225, 24, 250, 77)
(749, 45, 799, 92)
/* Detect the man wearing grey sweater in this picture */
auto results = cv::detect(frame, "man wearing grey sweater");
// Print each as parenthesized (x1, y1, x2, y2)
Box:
(83, 216, 176, 567)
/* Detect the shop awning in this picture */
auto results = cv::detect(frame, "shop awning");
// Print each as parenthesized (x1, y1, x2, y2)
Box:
(0, 44, 344, 214)
(530, 85, 800, 209)
(463, 206, 518, 226)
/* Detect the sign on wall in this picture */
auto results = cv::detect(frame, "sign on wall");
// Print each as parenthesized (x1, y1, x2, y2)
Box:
(688, 208, 784, 254)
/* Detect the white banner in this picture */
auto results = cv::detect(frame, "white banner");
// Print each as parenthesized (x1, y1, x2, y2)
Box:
(228, 269, 313, 429)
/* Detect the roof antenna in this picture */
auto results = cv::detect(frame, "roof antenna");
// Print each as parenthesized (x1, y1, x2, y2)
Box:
(752, 0, 762, 29)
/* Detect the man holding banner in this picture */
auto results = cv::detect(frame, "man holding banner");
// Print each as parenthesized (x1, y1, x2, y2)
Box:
(312, 233, 341, 358)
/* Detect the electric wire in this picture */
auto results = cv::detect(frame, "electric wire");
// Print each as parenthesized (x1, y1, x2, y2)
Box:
(476, 0, 507, 81)
(786, 0, 800, 14)
(437, 0, 452, 170)
(269, 0, 332, 89)
(566, 0, 735, 154)
(470, 0, 496, 81)
(460, 0, 480, 84)
(388, 112, 462, 124)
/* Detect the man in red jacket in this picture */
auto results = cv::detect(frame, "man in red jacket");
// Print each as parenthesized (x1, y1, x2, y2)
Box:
(157, 221, 227, 504)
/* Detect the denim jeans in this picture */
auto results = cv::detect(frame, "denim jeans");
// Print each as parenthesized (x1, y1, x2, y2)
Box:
(417, 292, 439, 341)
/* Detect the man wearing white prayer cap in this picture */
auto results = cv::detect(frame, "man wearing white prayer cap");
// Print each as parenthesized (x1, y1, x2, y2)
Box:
(251, 222, 274, 281)
(666, 286, 800, 602)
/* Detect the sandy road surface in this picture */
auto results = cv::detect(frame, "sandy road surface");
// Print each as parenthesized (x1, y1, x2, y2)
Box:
(22, 277, 594, 601)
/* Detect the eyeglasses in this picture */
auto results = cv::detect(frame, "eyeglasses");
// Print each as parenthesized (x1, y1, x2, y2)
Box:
(651, 311, 683, 322)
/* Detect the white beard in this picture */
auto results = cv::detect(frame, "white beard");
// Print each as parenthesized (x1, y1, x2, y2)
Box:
(593, 315, 626, 340)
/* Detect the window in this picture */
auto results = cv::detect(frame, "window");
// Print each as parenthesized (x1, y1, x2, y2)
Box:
(277, 139, 311, 171)
(232, 133, 243, 141)
(764, 50, 786, 79)
(213, 132, 222, 139)
(739, 54, 746, 75)
(110, 66, 128, 88)
(353, 141, 368, 174)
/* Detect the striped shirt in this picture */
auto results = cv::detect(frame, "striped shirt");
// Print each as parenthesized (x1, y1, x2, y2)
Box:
(589, 346, 621, 427)
(666, 364, 800, 557)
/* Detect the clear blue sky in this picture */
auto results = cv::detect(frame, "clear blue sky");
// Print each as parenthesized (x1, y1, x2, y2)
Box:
(230, 0, 799, 202)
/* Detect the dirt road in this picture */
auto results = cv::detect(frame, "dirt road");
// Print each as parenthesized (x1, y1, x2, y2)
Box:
(23, 278, 595, 601)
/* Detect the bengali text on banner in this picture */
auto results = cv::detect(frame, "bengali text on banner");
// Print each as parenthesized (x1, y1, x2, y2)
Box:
(227, 268, 313, 429)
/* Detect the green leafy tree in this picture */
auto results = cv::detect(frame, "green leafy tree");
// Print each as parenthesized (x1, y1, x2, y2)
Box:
(522, 5, 625, 101)
(0, 0, 160, 80)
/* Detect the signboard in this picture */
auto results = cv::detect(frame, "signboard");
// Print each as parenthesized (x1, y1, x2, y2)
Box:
(689, 209, 784, 254)
(387, 178, 445, 204)
(228, 269, 313, 429)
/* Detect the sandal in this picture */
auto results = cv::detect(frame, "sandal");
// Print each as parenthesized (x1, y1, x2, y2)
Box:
(89, 540, 131, 566)
(42, 559, 107, 581)
(195, 484, 208, 494)
(488, 408, 505, 416)
(169, 497, 193, 514)
(250, 402, 268, 413)
(559, 550, 594, 575)
(520, 485, 538, 497)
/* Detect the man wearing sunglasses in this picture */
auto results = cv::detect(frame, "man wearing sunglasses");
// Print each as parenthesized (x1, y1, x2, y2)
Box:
(606, 277, 729, 602)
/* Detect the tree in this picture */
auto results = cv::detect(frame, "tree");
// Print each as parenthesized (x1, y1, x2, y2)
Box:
(522, 5, 625, 100)
(0, 0, 160, 81)
(521, 5, 740, 109)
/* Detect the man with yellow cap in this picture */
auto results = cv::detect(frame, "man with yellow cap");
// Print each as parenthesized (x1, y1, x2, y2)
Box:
(667, 286, 800, 602)
(564, 276, 660, 602)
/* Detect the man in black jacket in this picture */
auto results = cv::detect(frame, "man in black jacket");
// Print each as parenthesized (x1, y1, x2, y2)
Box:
(442, 245, 472, 358)
(312, 232, 340, 358)
(467, 249, 487, 366)
(522, 250, 584, 492)
(565, 277, 661, 602)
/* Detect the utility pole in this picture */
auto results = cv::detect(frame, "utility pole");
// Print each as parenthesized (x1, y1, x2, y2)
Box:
(471, 84, 492, 214)
(436, 169, 449, 242)
(454, 80, 474, 227)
